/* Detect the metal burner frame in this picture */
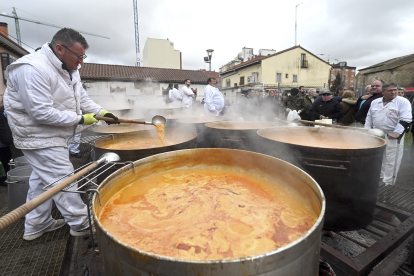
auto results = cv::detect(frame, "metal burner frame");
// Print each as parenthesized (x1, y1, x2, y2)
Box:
(321, 203, 414, 276)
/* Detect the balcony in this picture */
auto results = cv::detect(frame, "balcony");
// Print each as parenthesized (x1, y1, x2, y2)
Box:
(301, 60, 308, 68)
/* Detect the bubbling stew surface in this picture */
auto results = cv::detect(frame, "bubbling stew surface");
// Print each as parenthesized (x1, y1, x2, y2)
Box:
(99, 167, 317, 260)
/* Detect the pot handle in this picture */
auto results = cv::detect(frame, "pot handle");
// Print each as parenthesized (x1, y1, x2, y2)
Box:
(4, 179, 18, 184)
(303, 161, 347, 171)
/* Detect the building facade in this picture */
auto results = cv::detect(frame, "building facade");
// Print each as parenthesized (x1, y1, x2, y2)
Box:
(219, 46, 332, 102)
(142, 38, 182, 69)
(329, 64, 356, 90)
(0, 22, 30, 98)
(355, 54, 414, 91)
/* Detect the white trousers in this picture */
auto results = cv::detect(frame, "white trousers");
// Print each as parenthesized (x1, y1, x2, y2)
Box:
(68, 133, 81, 154)
(381, 135, 404, 185)
(22, 147, 88, 235)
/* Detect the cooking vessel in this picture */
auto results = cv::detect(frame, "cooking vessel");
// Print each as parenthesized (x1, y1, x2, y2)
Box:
(145, 106, 183, 120)
(93, 129, 197, 183)
(5, 165, 32, 212)
(205, 121, 282, 152)
(93, 123, 154, 135)
(257, 126, 386, 231)
(92, 148, 325, 276)
(176, 116, 228, 148)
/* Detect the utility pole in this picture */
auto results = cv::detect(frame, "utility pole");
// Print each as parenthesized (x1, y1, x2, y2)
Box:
(295, 2, 303, 46)
(12, 7, 21, 45)
(133, 0, 140, 66)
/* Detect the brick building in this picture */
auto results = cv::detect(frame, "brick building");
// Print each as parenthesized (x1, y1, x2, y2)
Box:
(329, 63, 356, 90)
(355, 53, 414, 91)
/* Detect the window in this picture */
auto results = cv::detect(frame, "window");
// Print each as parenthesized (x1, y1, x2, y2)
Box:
(226, 79, 230, 88)
(285, 74, 288, 78)
(351, 80, 354, 83)
(293, 75, 298, 83)
(234, 83, 238, 87)
(301, 54, 308, 68)
(1, 53, 17, 85)
(352, 69, 355, 72)
(239, 76, 245, 85)
(351, 75, 354, 77)
(276, 73, 282, 83)
(345, 69, 349, 72)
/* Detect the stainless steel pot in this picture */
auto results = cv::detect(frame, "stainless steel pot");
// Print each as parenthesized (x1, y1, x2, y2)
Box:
(257, 126, 386, 231)
(5, 165, 32, 212)
(8, 156, 30, 169)
(92, 148, 325, 276)
(176, 116, 228, 148)
(205, 121, 282, 152)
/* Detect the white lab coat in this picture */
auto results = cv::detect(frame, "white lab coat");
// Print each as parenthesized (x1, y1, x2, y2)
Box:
(365, 96, 412, 185)
(181, 86, 194, 106)
(169, 88, 182, 106)
(203, 84, 225, 116)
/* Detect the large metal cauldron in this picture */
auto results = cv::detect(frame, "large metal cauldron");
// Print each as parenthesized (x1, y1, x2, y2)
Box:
(94, 128, 197, 162)
(176, 116, 228, 148)
(92, 149, 325, 276)
(257, 126, 386, 231)
(205, 121, 282, 152)
(93, 123, 153, 135)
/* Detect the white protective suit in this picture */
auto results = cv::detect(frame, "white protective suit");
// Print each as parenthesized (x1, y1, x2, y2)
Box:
(365, 96, 412, 185)
(4, 43, 104, 235)
(204, 84, 225, 116)
(169, 88, 182, 106)
(181, 85, 194, 107)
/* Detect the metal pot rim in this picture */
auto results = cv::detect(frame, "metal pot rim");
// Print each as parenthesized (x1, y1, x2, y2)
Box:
(205, 121, 280, 130)
(92, 148, 326, 264)
(7, 165, 33, 181)
(257, 126, 387, 150)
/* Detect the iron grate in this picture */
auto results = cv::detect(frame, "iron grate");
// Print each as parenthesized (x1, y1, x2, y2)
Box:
(377, 185, 414, 214)
(0, 208, 70, 276)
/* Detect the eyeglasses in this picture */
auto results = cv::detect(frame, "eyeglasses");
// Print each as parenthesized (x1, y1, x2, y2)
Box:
(61, 45, 87, 61)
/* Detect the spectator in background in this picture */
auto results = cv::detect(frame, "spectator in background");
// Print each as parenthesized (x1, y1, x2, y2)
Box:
(336, 85, 347, 96)
(298, 86, 306, 98)
(204, 77, 225, 116)
(181, 79, 194, 107)
(365, 83, 412, 186)
(310, 90, 343, 121)
(169, 83, 182, 106)
(283, 88, 307, 118)
(0, 96, 12, 186)
(164, 83, 173, 105)
(398, 87, 406, 98)
(238, 89, 260, 119)
(301, 89, 317, 121)
(365, 85, 372, 96)
(338, 90, 357, 125)
(312, 87, 343, 106)
(355, 80, 384, 125)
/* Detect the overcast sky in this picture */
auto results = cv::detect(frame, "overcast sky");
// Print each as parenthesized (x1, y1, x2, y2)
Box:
(1, 0, 413, 72)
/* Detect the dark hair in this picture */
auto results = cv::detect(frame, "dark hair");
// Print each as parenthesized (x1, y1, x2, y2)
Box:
(299, 86, 304, 90)
(336, 85, 345, 92)
(51, 28, 89, 49)
(184, 79, 190, 83)
(168, 82, 173, 87)
(82, 83, 87, 89)
(382, 83, 398, 91)
(173, 83, 179, 89)
(290, 88, 299, 96)
(207, 77, 216, 84)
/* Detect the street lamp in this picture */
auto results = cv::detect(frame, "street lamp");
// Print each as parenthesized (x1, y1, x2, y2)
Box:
(204, 49, 214, 78)
(295, 2, 303, 46)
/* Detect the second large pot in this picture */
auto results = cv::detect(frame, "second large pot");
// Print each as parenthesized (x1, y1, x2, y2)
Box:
(257, 126, 386, 231)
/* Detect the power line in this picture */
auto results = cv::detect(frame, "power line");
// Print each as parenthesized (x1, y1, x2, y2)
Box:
(0, 28, 35, 51)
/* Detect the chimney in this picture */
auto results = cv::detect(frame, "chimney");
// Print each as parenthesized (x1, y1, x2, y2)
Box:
(0, 22, 8, 37)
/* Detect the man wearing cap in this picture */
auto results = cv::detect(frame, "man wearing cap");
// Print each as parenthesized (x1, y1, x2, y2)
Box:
(365, 83, 412, 186)
(4, 28, 118, 240)
(282, 88, 308, 118)
(310, 90, 343, 121)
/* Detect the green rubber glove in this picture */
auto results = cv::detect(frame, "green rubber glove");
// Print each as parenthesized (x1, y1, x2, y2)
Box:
(80, 113, 98, 125)
(101, 110, 119, 125)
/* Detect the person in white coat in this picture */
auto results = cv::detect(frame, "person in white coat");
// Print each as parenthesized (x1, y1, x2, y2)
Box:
(4, 28, 118, 240)
(181, 79, 194, 107)
(169, 83, 182, 106)
(365, 83, 412, 186)
(204, 77, 225, 116)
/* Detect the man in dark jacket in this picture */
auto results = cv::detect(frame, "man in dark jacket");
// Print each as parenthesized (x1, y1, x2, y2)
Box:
(311, 91, 343, 121)
(354, 80, 384, 125)
(283, 88, 308, 118)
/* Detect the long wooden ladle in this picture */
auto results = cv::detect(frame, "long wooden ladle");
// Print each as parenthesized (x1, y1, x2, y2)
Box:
(95, 115, 166, 125)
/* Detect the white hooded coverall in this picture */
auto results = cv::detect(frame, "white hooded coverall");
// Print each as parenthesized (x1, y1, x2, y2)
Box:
(168, 88, 182, 106)
(365, 96, 412, 185)
(4, 43, 104, 235)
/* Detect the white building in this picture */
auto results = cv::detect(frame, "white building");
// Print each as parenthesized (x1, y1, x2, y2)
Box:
(142, 38, 182, 69)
